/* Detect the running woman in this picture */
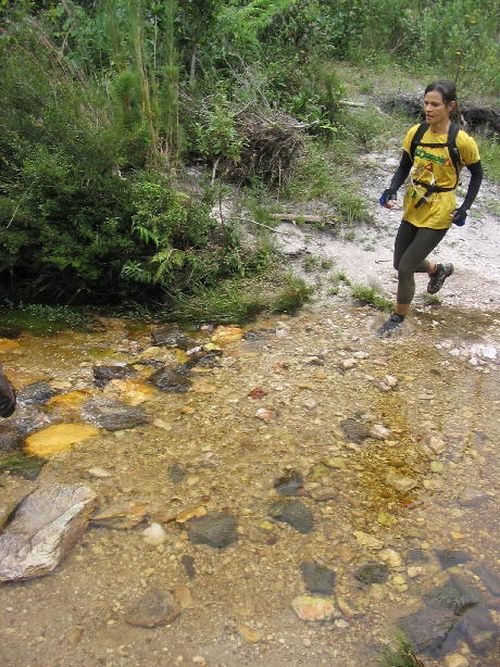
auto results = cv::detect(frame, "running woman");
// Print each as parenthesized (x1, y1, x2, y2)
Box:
(377, 80, 483, 337)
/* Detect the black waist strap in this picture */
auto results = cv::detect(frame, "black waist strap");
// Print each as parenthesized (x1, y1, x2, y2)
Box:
(413, 179, 455, 194)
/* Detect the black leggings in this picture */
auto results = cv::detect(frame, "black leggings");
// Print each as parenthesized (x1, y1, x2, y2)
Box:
(394, 220, 448, 305)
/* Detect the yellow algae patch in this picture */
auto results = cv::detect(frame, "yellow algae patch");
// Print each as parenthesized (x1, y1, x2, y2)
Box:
(174, 349, 190, 364)
(47, 390, 91, 415)
(104, 379, 158, 406)
(211, 326, 244, 346)
(0, 338, 20, 354)
(25, 423, 100, 458)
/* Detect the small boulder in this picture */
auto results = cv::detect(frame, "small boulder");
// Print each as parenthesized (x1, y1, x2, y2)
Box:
(82, 398, 148, 431)
(269, 499, 314, 534)
(93, 365, 135, 389)
(300, 561, 336, 595)
(149, 366, 191, 393)
(274, 469, 304, 496)
(0, 423, 22, 452)
(125, 589, 180, 627)
(17, 381, 57, 406)
(340, 418, 370, 443)
(188, 512, 238, 548)
(354, 561, 390, 585)
(292, 595, 336, 622)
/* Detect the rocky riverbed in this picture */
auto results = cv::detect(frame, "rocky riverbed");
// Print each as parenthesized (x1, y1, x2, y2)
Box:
(0, 287, 499, 666)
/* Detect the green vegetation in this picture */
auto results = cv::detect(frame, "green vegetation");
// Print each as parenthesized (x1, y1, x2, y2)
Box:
(0, 453, 46, 480)
(0, 304, 90, 335)
(378, 635, 426, 667)
(0, 1, 497, 323)
(351, 283, 393, 311)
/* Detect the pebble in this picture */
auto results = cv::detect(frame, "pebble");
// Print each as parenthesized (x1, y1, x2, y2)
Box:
(369, 424, 390, 440)
(292, 595, 336, 622)
(385, 472, 419, 493)
(379, 548, 402, 568)
(444, 655, 469, 667)
(143, 523, 167, 546)
(88, 467, 112, 478)
(353, 531, 383, 550)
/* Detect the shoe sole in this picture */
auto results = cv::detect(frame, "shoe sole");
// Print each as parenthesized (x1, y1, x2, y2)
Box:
(427, 265, 454, 294)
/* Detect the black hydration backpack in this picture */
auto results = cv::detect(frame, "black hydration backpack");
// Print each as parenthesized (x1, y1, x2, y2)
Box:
(409, 121, 461, 192)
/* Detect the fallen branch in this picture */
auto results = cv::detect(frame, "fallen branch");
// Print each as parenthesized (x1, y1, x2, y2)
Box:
(270, 213, 323, 223)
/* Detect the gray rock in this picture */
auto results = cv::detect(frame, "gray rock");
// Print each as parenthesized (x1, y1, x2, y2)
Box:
(435, 549, 472, 570)
(125, 589, 181, 627)
(269, 499, 314, 534)
(354, 561, 390, 584)
(452, 605, 499, 653)
(398, 606, 457, 653)
(188, 512, 238, 548)
(474, 564, 500, 596)
(406, 548, 431, 565)
(274, 469, 304, 496)
(10, 406, 52, 437)
(168, 463, 186, 484)
(340, 418, 370, 443)
(151, 325, 189, 349)
(300, 561, 335, 595)
(93, 365, 135, 389)
(17, 381, 57, 406)
(181, 554, 196, 579)
(82, 397, 148, 431)
(150, 366, 191, 393)
(0, 484, 97, 582)
(0, 424, 22, 452)
(423, 576, 482, 615)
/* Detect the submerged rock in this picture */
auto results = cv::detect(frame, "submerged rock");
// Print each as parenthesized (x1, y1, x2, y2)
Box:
(269, 499, 314, 534)
(0, 453, 46, 480)
(274, 469, 304, 496)
(0, 484, 97, 582)
(300, 561, 336, 595)
(151, 325, 190, 349)
(423, 576, 482, 615)
(25, 422, 100, 457)
(398, 606, 457, 653)
(125, 588, 181, 627)
(340, 418, 370, 443)
(435, 549, 472, 570)
(93, 365, 135, 389)
(0, 423, 22, 452)
(354, 561, 390, 584)
(292, 595, 336, 622)
(188, 512, 238, 548)
(17, 381, 57, 406)
(82, 397, 148, 431)
(149, 366, 191, 393)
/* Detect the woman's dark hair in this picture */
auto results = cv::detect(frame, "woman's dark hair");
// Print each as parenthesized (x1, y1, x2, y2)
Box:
(424, 79, 460, 121)
(424, 80, 457, 104)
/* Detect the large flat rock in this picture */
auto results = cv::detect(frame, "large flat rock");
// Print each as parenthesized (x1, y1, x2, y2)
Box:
(0, 484, 97, 582)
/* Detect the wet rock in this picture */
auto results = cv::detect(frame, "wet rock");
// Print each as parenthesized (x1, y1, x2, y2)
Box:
(423, 576, 482, 615)
(168, 462, 186, 484)
(188, 512, 238, 548)
(406, 548, 430, 565)
(458, 492, 491, 508)
(269, 499, 314, 534)
(91, 501, 147, 529)
(125, 588, 181, 627)
(211, 326, 244, 346)
(451, 605, 499, 653)
(444, 655, 469, 667)
(93, 365, 135, 389)
(340, 418, 370, 443)
(173, 584, 195, 610)
(398, 606, 457, 653)
(87, 466, 112, 479)
(237, 623, 261, 644)
(274, 469, 304, 496)
(474, 564, 500, 596)
(17, 381, 57, 406)
(354, 561, 390, 584)
(353, 531, 383, 550)
(25, 422, 100, 457)
(0, 324, 22, 339)
(310, 486, 337, 502)
(255, 407, 274, 423)
(0, 423, 22, 452)
(379, 548, 402, 568)
(186, 348, 222, 369)
(0, 484, 97, 582)
(435, 549, 472, 570)
(0, 453, 46, 480)
(10, 406, 52, 437)
(149, 366, 191, 393)
(369, 424, 390, 440)
(300, 561, 336, 595)
(292, 595, 336, 622)
(181, 554, 196, 579)
(0, 483, 34, 530)
(385, 472, 419, 493)
(82, 397, 148, 431)
(151, 325, 190, 349)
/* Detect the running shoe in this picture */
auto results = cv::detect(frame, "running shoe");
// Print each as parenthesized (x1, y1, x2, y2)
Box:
(376, 313, 405, 338)
(427, 263, 454, 294)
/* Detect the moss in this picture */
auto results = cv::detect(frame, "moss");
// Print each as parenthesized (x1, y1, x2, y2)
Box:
(0, 453, 46, 480)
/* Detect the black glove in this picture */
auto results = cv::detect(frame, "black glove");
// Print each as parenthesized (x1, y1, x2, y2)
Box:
(379, 189, 397, 207)
(452, 206, 468, 227)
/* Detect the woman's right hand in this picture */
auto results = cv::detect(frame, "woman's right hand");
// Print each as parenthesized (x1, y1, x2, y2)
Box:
(379, 189, 397, 208)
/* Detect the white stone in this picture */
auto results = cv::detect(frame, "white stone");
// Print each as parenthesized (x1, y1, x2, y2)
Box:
(379, 548, 402, 568)
(143, 523, 167, 546)
(369, 424, 390, 440)
(444, 655, 469, 667)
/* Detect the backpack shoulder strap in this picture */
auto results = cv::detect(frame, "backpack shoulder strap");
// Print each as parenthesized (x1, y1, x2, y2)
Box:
(409, 121, 429, 162)
(447, 122, 461, 177)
